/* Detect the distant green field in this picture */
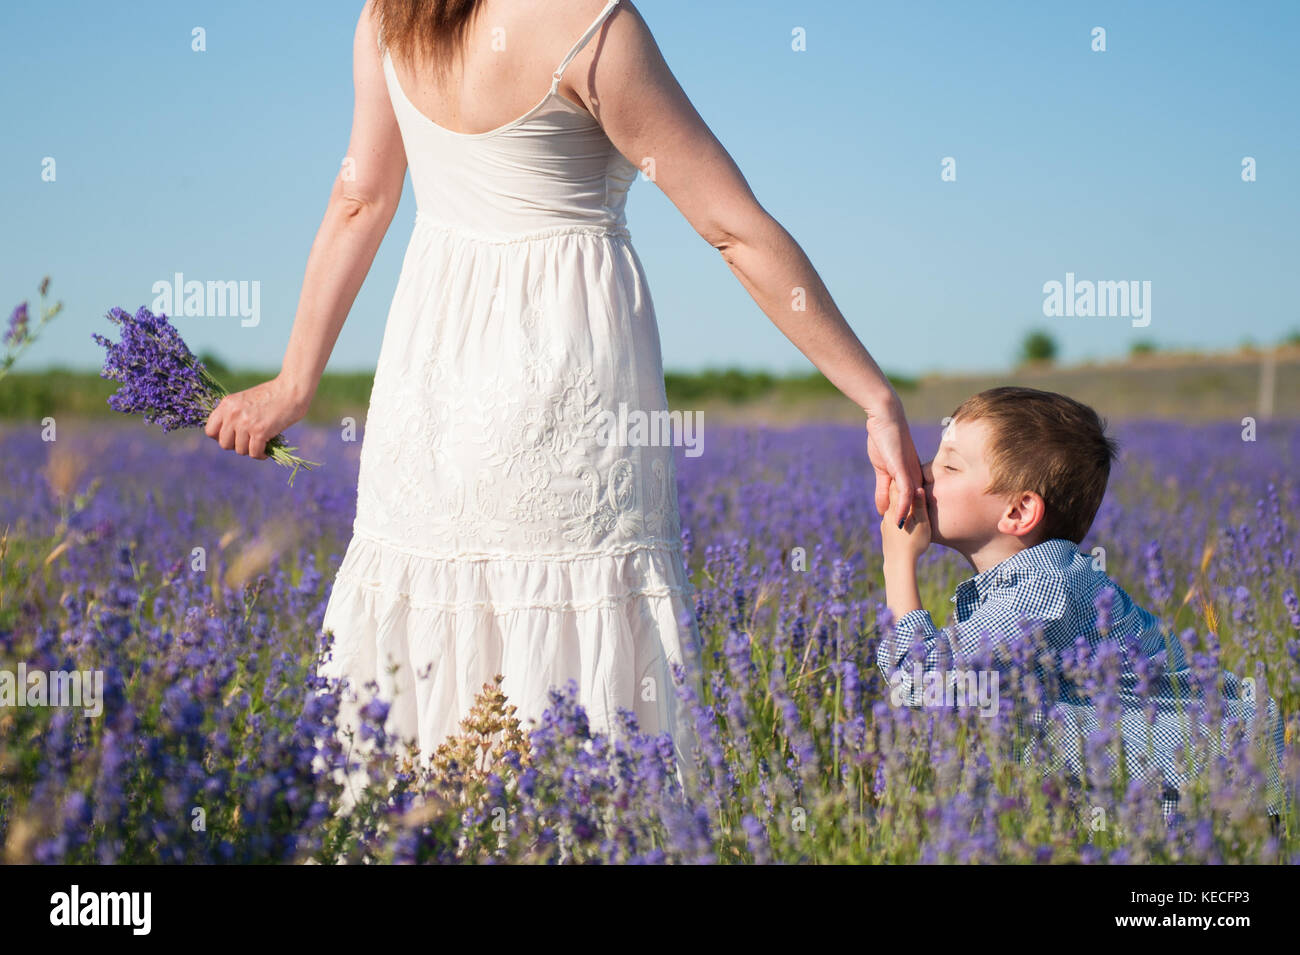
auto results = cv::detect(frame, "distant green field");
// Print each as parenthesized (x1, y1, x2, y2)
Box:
(0, 348, 1294, 425)
(681, 348, 1300, 426)
(0, 366, 901, 424)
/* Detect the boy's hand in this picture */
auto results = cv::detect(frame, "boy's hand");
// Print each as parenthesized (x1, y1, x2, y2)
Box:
(880, 481, 930, 566)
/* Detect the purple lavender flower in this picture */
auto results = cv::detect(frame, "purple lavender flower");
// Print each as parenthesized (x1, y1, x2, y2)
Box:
(5, 301, 28, 346)
(1283, 587, 1299, 630)
(3, 278, 63, 380)
(1093, 585, 1116, 633)
(1143, 540, 1174, 608)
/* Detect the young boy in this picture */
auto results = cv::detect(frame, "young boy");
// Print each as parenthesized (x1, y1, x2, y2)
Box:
(876, 385, 1287, 823)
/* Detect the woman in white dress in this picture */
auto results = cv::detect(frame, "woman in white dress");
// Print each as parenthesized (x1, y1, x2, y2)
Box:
(203, 0, 923, 793)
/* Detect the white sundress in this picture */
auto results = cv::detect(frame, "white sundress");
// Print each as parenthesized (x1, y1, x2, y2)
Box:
(318, 0, 704, 791)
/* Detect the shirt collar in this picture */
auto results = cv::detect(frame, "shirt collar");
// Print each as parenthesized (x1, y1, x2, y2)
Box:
(951, 538, 1082, 605)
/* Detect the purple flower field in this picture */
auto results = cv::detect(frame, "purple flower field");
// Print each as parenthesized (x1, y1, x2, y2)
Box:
(0, 416, 1295, 863)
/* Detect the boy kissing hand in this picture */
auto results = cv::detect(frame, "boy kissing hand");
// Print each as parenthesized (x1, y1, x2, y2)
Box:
(880, 481, 928, 618)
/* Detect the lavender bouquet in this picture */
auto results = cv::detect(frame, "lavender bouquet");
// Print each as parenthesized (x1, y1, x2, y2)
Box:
(93, 305, 320, 486)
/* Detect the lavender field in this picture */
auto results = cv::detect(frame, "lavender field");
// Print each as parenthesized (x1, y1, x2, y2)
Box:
(0, 416, 1296, 863)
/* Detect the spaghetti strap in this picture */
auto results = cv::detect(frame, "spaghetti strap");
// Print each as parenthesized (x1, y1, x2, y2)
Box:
(550, 0, 621, 93)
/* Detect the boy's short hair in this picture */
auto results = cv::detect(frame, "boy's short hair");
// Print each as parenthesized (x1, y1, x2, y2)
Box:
(949, 386, 1120, 545)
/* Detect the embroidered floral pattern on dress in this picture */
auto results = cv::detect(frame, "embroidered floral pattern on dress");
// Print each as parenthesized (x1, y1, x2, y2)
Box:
(440, 466, 513, 548)
(354, 263, 683, 555)
(358, 338, 497, 547)
(644, 457, 682, 539)
(564, 457, 641, 543)
(514, 274, 558, 387)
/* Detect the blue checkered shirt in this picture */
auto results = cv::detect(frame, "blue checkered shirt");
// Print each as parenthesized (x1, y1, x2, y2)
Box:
(877, 538, 1288, 821)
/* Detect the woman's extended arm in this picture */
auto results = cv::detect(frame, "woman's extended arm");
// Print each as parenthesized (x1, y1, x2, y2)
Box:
(566, 0, 923, 523)
(205, 0, 405, 459)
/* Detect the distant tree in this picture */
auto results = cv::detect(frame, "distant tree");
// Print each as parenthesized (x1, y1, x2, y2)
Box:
(1130, 339, 1157, 356)
(1019, 329, 1057, 365)
(198, 351, 231, 376)
(1285, 329, 1300, 346)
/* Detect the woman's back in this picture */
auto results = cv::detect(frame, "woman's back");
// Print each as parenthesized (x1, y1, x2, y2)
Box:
(378, 0, 639, 237)
(381, 0, 614, 137)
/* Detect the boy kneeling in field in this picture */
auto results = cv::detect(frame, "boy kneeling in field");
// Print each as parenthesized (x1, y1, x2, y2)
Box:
(876, 386, 1287, 825)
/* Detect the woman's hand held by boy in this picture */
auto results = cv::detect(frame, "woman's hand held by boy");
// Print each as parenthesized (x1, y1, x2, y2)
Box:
(864, 389, 924, 528)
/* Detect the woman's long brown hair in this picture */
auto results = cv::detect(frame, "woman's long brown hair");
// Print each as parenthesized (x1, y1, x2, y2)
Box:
(371, 0, 487, 82)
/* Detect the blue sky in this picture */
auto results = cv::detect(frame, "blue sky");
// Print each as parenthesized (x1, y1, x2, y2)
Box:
(3, 0, 1297, 378)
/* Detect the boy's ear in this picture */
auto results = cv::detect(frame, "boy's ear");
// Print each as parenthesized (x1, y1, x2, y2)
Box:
(998, 490, 1046, 539)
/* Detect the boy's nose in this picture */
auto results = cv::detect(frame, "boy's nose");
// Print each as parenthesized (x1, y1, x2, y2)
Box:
(921, 459, 934, 484)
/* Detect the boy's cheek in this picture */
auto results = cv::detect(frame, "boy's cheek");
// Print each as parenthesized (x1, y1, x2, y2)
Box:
(928, 502, 944, 540)
(920, 493, 940, 538)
